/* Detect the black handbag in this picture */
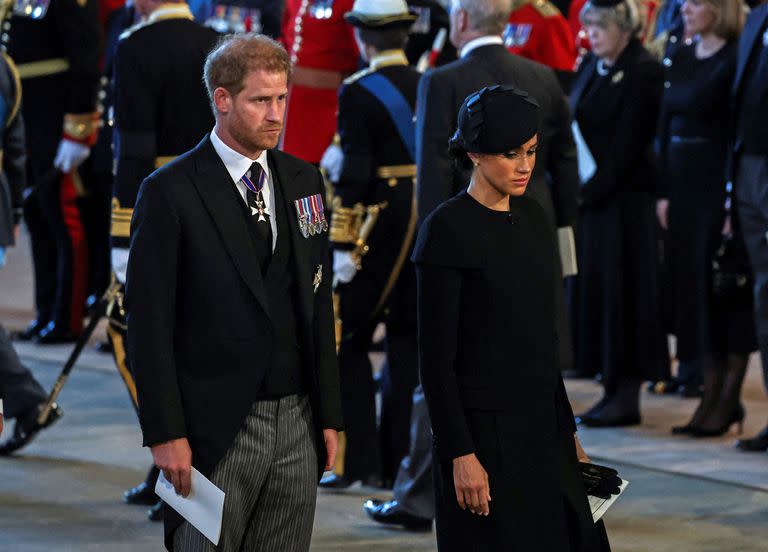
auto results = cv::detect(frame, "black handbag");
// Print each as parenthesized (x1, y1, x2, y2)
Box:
(712, 231, 753, 304)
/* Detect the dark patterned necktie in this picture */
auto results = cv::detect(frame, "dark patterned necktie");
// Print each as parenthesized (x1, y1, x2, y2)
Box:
(242, 162, 272, 250)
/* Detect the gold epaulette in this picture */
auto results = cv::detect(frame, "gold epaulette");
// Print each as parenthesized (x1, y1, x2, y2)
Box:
(531, 0, 561, 18)
(111, 198, 133, 238)
(343, 67, 373, 86)
(330, 199, 366, 245)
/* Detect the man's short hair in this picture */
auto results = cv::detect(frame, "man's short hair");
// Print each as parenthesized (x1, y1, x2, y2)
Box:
(452, 0, 513, 35)
(355, 27, 411, 51)
(203, 34, 292, 114)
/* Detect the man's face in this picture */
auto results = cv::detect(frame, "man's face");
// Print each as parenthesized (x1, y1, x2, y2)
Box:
(216, 69, 288, 154)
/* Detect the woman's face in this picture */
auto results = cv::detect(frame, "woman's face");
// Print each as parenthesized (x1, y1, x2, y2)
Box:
(471, 135, 538, 197)
(583, 14, 629, 60)
(681, 0, 718, 36)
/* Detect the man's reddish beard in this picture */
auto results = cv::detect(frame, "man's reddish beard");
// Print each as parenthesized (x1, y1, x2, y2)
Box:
(229, 111, 283, 153)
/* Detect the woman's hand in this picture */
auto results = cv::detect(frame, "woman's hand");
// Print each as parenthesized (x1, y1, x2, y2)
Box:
(452, 453, 491, 516)
(575, 435, 590, 463)
(656, 199, 669, 230)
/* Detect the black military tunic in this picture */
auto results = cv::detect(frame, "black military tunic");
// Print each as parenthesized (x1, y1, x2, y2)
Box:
(111, 5, 218, 267)
(331, 50, 421, 483)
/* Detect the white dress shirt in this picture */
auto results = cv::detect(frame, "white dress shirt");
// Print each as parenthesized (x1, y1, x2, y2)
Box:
(210, 128, 277, 251)
(460, 35, 504, 58)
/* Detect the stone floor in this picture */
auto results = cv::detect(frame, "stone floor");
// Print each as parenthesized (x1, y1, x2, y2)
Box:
(2, 231, 768, 551)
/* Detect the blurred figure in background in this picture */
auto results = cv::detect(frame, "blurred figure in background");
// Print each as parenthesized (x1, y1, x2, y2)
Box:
(656, 0, 754, 438)
(0, 45, 63, 455)
(571, 0, 665, 427)
(5, 0, 101, 344)
(280, 0, 358, 164)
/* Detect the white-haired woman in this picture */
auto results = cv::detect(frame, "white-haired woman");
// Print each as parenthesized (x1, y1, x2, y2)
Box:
(570, 0, 666, 427)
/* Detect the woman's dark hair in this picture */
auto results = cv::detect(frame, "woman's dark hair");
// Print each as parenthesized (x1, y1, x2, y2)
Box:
(448, 139, 474, 171)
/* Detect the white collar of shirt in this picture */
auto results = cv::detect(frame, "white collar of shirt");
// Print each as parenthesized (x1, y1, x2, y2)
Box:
(210, 128, 277, 250)
(460, 35, 504, 58)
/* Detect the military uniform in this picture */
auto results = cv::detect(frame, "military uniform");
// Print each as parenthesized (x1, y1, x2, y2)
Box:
(111, 3, 217, 278)
(280, 0, 359, 164)
(505, 0, 577, 74)
(5, 0, 101, 341)
(330, 49, 420, 485)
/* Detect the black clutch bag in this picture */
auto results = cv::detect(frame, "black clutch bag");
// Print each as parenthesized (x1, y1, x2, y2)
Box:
(711, 234, 753, 303)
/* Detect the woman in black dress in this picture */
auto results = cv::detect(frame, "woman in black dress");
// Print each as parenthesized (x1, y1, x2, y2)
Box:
(414, 85, 610, 551)
(656, 0, 755, 437)
(570, 0, 666, 427)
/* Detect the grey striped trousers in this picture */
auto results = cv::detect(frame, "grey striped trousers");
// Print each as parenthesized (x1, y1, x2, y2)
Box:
(174, 394, 318, 552)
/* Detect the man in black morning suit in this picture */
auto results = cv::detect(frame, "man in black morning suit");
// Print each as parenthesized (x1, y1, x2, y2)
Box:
(732, 1, 768, 453)
(126, 35, 342, 551)
(320, 0, 421, 491)
(365, 0, 580, 530)
(111, 0, 218, 518)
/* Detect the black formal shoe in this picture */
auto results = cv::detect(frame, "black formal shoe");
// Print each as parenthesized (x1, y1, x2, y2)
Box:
(691, 405, 745, 438)
(125, 481, 159, 505)
(575, 413, 641, 428)
(319, 473, 381, 490)
(0, 403, 63, 455)
(735, 425, 768, 452)
(363, 499, 432, 531)
(13, 319, 47, 341)
(35, 322, 78, 344)
(148, 500, 165, 522)
(96, 340, 113, 354)
(671, 422, 696, 435)
(646, 379, 680, 395)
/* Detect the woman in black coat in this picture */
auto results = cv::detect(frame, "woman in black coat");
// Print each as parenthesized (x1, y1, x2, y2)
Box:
(570, 0, 666, 427)
(415, 85, 611, 551)
(656, 0, 755, 437)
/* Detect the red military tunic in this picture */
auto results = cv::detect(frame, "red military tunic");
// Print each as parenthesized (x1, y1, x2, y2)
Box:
(280, 0, 359, 164)
(505, 0, 577, 72)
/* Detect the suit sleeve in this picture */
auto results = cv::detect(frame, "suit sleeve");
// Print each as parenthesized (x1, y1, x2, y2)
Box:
(416, 68, 457, 221)
(336, 83, 375, 207)
(54, 0, 101, 115)
(544, 69, 580, 228)
(414, 215, 474, 462)
(312, 169, 344, 430)
(581, 59, 663, 206)
(125, 177, 187, 447)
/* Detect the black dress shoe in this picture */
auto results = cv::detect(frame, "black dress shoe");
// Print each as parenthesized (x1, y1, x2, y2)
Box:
(96, 340, 113, 354)
(35, 322, 78, 345)
(148, 500, 165, 522)
(363, 499, 432, 531)
(678, 383, 703, 398)
(125, 481, 157, 505)
(125, 465, 161, 505)
(14, 319, 47, 341)
(0, 403, 63, 455)
(319, 473, 354, 489)
(735, 426, 768, 452)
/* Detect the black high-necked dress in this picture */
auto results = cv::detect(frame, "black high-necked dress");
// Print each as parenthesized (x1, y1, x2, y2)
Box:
(413, 190, 610, 551)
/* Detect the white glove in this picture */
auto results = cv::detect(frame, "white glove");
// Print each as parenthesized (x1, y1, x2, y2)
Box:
(333, 250, 357, 284)
(320, 143, 344, 183)
(53, 138, 91, 173)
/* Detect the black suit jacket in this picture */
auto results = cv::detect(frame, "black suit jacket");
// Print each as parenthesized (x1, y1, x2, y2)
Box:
(415, 43, 578, 227)
(126, 136, 342, 479)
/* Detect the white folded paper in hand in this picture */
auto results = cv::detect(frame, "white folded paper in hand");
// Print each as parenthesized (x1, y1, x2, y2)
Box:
(571, 121, 596, 185)
(589, 479, 628, 523)
(156, 467, 225, 545)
